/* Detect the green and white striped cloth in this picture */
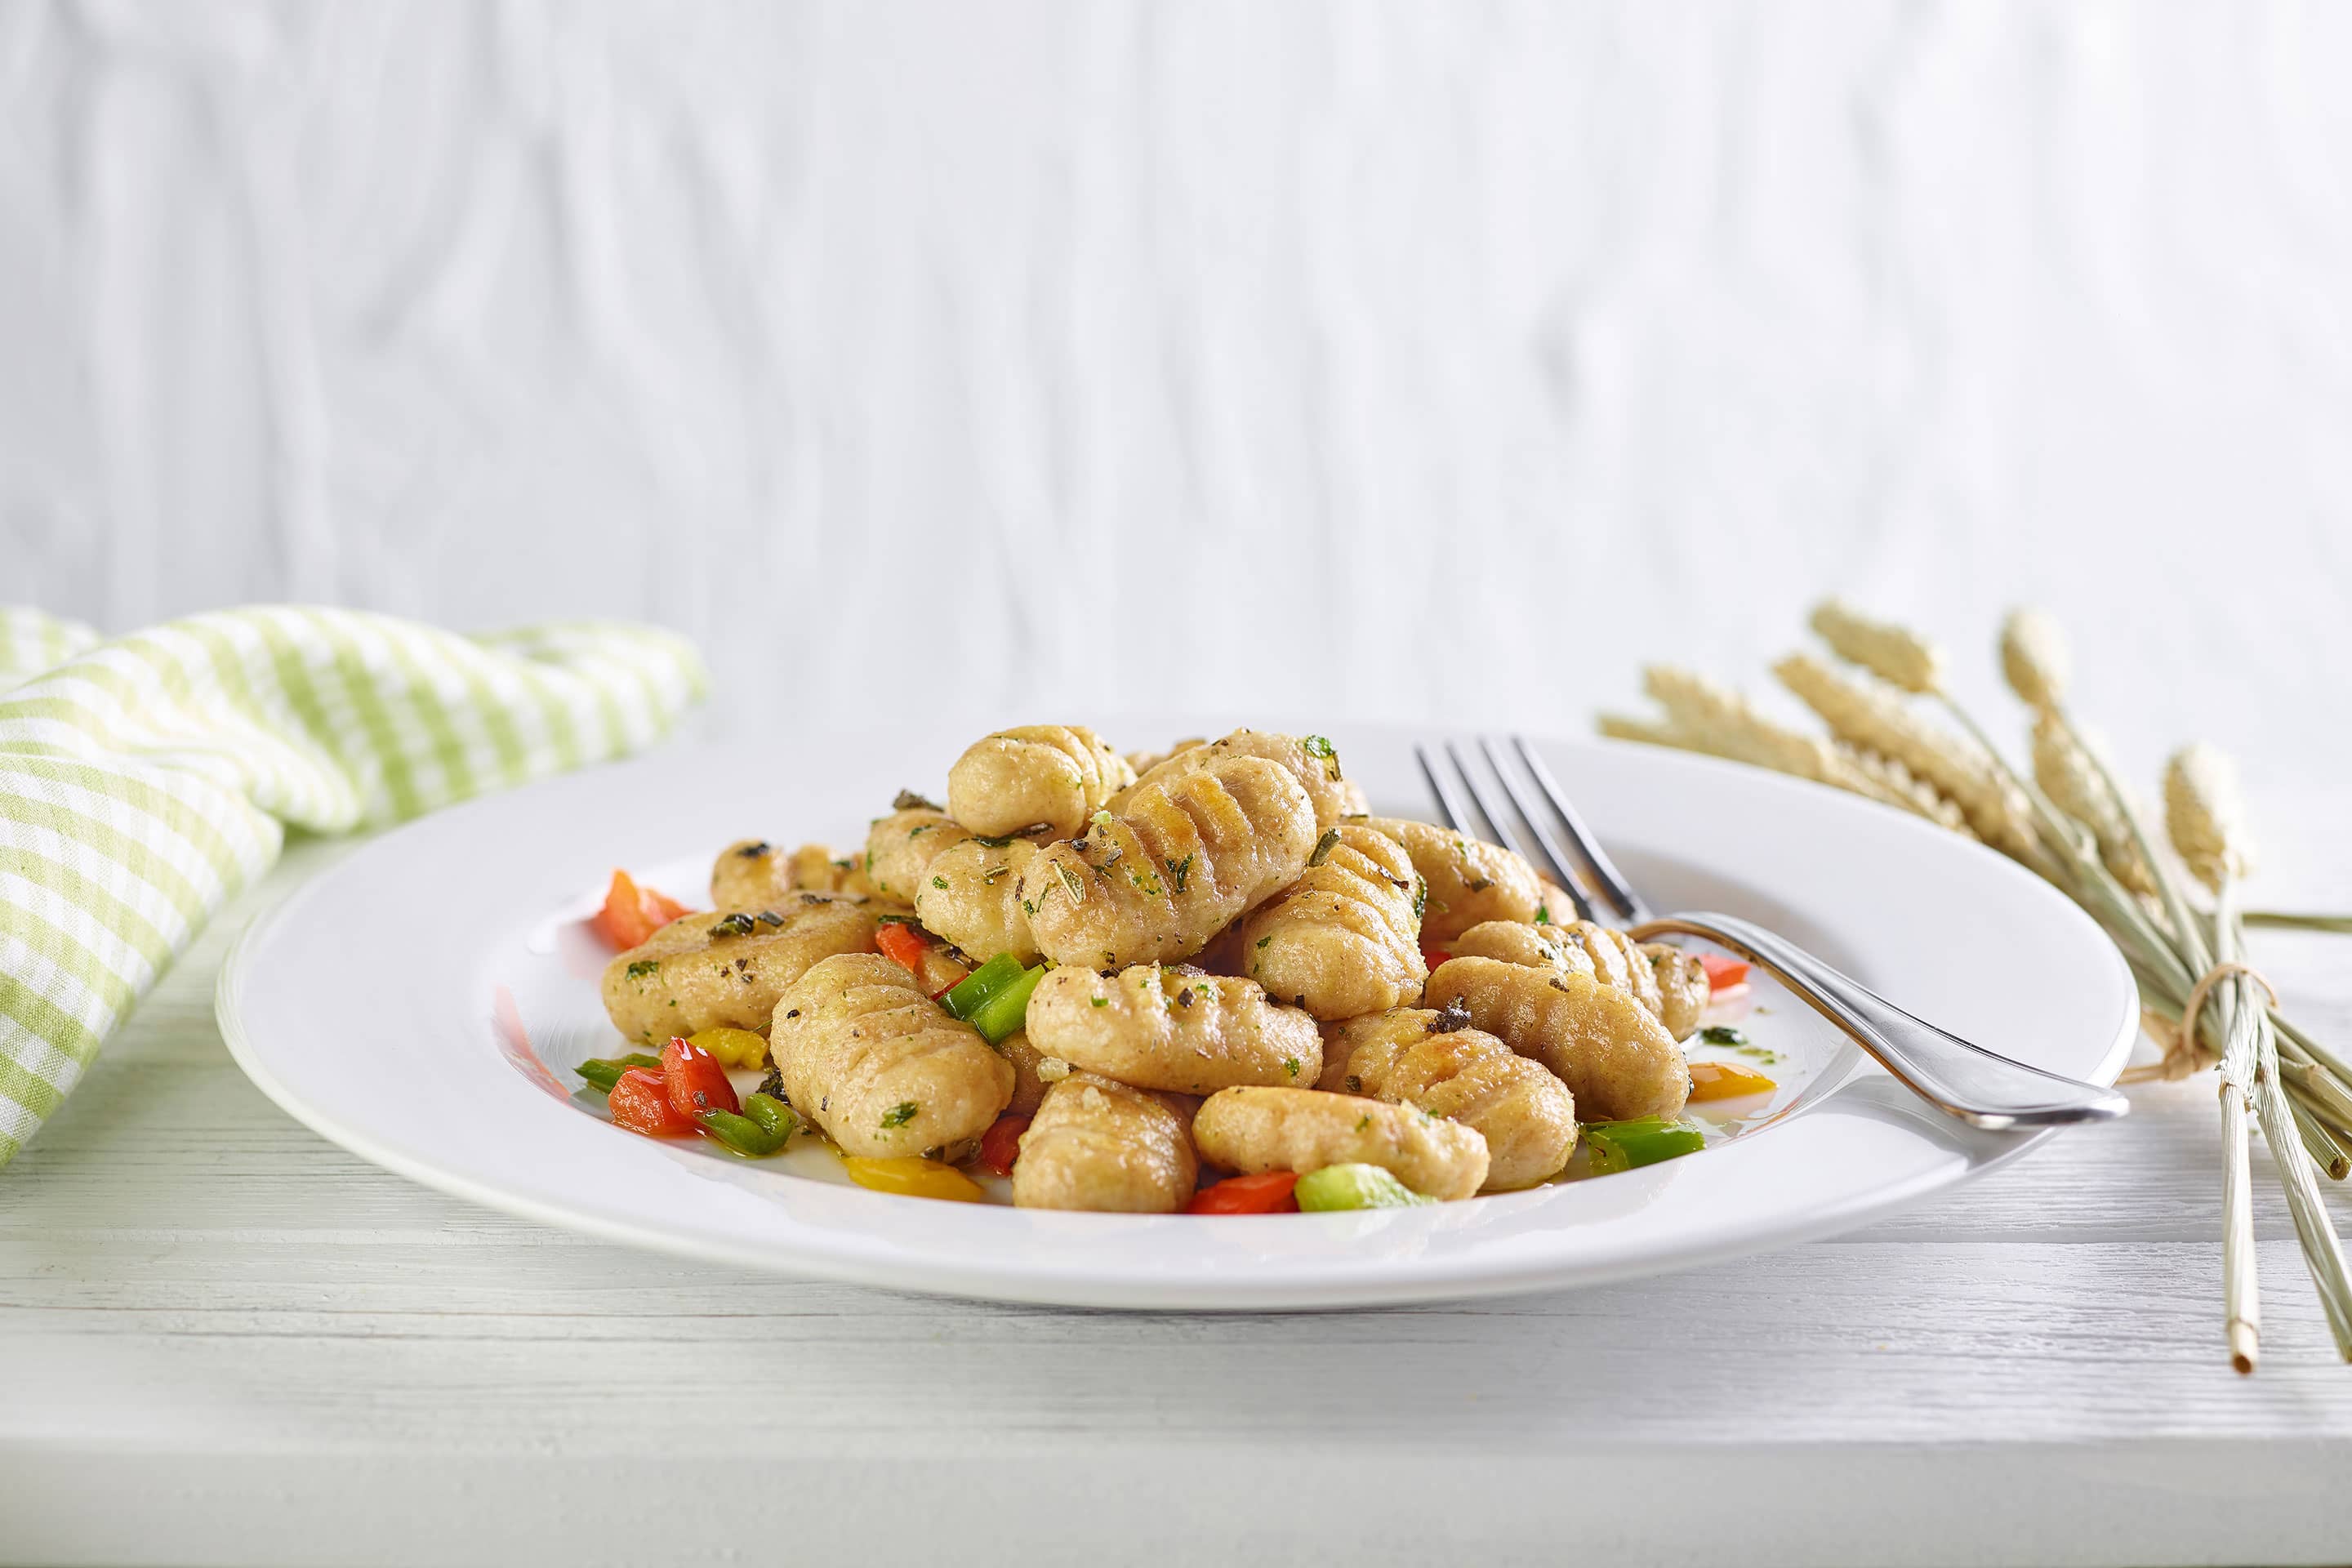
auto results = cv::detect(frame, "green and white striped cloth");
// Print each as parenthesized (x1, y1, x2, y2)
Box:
(0, 605, 706, 1166)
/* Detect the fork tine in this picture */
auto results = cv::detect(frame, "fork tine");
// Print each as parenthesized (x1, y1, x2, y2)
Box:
(1510, 735, 1648, 924)
(1474, 737, 1599, 924)
(1441, 740, 1518, 849)
(1414, 743, 1471, 832)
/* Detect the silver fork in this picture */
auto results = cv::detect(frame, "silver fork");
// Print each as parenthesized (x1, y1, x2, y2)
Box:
(1417, 737, 2129, 1130)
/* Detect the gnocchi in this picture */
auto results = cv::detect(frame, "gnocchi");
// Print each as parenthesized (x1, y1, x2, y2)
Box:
(1012, 1072, 1199, 1213)
(1025, 963, 1321, 1094)
(1320, 1004, 1579, 1191)
(769, 952, 1015, 1158)
(601, 894, 877, 1046)
(1237, 823, 1426, 1019)
(1192, 1086, 1490, 1201)
(1025, 755, 1318, 969)
(1423, 956, 1691, 1122)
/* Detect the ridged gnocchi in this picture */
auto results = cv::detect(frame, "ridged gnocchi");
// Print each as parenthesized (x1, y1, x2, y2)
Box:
(1319, 1004, 1579, 1191)
(915, 836, 1045, 964)
(601, 894, 878, 1046)
(1025, 755, 1318, 969)
(1237, 823, 1426, 1019)
(1192, 1086, 1490, 1201)
(1362, 817, 1544, 945)
(864, 798, 973, 904)
(1450, 920, 1708, 1042)
(1012, 1072, 1199, 1213)
(1025, 963, 1321, 1094)
(769, 953, 1015, 1158)
(947, 724, 1135, 839)
(1120, 728, 1368, 829)
(1423, 956, 1690, 1122)
(712, 840, 877, 910)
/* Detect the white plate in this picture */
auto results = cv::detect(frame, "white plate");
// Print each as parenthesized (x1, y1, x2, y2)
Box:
(216, 726, 2137, 1310)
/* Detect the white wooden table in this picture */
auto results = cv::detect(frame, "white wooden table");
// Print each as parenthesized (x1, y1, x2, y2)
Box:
(8, 801, 2352, 1568)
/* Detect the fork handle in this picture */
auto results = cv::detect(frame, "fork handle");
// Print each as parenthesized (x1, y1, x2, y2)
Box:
(1631, 911, 2130, 1129)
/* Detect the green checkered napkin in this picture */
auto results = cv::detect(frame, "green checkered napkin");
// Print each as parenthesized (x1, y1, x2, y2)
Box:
(0, 605, 706, 1165)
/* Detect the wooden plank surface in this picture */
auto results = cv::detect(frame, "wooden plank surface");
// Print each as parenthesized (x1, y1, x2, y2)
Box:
(5, 837, 2352, 1566)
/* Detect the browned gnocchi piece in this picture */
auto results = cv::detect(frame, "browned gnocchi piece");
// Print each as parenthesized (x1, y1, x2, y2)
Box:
(1423, 956, 1690, 1122)
(1450, 920, 1707, 1042)
(1025, 964, 1321, 1094)
(915, 837, 1045, 964)
(768, 953, 1014, 1158)
(997, 1028, 1052, 1116)
(1025, 755, 1318, 969)
(1362, 818, 1545, 945)
(713, 840, 873, 911)
(1191, 1086, 1489, 1200)
(947, 724, 1135, 839)
(1319, 1005, 1578, 1191)
(600, 895, 878, 1046)
(1237, 824, 1426, 1019)
(1012, 1071, 1199, 1213)
(863, 800, 973, 904)
(1119, 728, 1368, 829)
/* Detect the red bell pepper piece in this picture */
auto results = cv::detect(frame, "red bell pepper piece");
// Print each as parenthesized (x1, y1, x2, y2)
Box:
(609, 1067, 697, 1138)
(875, 921, 930, 974)
(590, 868, 690, 950)
(1699, 953, 1750, 991)
(1186, 1171, 1302, 1214)
(978, 1113, 1031, 1177)
(661, 1036, 741, 1120)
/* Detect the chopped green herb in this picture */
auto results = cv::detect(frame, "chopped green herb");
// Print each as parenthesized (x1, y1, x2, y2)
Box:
(1700, 1025, 1749, 1047)
(1534, 904, 1551, 924)
(910, 823, 935, 837)
(1255, 936, 1272, 950)
(1410, 875, 1427, 921)
(735, 841, 772, 858)
(973, 835, 1015, 849)
(1284, 1057, 1300, 1079)
(709, 912, 759, 939)
(880, 1101, 920, 1129)
(1307, 828, 1341, 867)
(1055, 862, 1087, 902)
(931, 875, 949, 889)
(893, 790, 942, 813)
(625, 959, 661, 980)
(1167, 853, 1194, 893)
(1301, 734, 1341, 779)
(1091, 996, 1108, 1009)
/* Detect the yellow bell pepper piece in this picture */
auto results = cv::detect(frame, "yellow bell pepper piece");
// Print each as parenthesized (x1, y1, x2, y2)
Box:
(687, 1027, 768, 1071)
(1687, 1060, 1777, 1102)
(841, 1156, 987, 1202)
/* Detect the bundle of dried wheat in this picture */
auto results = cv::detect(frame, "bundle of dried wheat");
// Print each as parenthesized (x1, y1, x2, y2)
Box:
(1600, 599, 2352, 1371)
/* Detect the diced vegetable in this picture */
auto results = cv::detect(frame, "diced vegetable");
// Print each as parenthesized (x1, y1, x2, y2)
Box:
(701, 1093, 798, 1158)
(967, 963, 1047, 1045)
(742, 1092, 797, 1141)
(686, 1027, 768, 1071)
(1294, 1164, 1435, 1212)
(1186, 1171, 1302, 1214)
(1699, 953, 1750, 991)
(978, 1114, 1031, 1177)
(875, 921, 931, 973)
(575, 1053, 665, 1094)
(609, 1067, 697, 1138)
(1687, 1061, 1777, 1102)
(940, 952, 1026, 1022)
(661, 1036, 741, 1120)
(590, 868, 690, 951)
(1421, 946, 1450, 973)
(841, 1156, 987, 1202)
(1584, 1116, 1708, 1174)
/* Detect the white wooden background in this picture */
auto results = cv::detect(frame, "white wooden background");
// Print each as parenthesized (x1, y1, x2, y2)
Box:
(7, 5, 2352, 1564)
(4, 1, 2350, 775)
